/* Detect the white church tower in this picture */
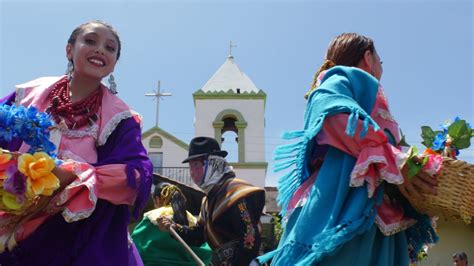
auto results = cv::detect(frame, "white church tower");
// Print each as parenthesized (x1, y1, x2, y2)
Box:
(193, 53, 267, 188)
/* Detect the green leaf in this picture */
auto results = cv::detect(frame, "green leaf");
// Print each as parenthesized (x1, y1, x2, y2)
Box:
(420, 126, 435, 148)
(422, 156, 429, 165)
(405, 146, 429, 179)
(448, 120, 467, 139)
(398, 129, 410, 147)
(411, 145, 419, 155)
(448, 120, 472, 149)
(453, 135, 471, 149)
(407, 158, 423, 179)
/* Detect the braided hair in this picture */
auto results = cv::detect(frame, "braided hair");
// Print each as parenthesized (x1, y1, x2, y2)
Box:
(153, 183, 189, 226)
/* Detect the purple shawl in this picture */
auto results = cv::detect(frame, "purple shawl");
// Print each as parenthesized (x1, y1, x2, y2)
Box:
(0, 92, 153, 266)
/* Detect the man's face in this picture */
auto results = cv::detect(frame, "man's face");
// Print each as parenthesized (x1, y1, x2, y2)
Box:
(189, 159, 205, 185)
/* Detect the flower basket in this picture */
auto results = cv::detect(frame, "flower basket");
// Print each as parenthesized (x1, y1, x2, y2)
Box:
(0, 104, 60, 214)
(410, 117, 474, 224)
(409, 157, 474, 224)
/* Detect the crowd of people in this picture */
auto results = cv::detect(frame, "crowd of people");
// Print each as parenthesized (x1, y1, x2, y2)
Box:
(0, 20, 469, 266)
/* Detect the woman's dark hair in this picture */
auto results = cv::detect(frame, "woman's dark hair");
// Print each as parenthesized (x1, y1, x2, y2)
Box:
(326, 33, 374, 68)
(453, 252, 468, 263)
(153, 182, 189, 226)
(306, 33, 375, 97)
(68, 20, 121, 60)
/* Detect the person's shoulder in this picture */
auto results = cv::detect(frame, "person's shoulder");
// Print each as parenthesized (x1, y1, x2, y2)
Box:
(100, 86, 142, 122)
(218, 178, 265, 202)
(227, 178, 264, 191)
(97, 86, 143, 145)
(15, 76, 63, 89)
(14, 76, 64, 105)
(144, 206, 174, 224)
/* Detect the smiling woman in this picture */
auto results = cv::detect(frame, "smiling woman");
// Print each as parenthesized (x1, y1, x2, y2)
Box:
(0, 20, 152, 266)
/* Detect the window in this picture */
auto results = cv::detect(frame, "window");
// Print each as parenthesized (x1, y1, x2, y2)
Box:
(149, 136, 163, 148)
(149, 152, 163, 173)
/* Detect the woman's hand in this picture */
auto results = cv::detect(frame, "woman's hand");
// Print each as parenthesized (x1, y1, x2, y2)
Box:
(156, 217, 176, 232)
(52, 166, 76, 193)
(398, 155, 438, 201)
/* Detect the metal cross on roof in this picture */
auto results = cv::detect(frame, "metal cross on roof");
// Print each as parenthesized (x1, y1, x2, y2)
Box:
(145, 80, 172, 128)
(229, 41, 237, 58)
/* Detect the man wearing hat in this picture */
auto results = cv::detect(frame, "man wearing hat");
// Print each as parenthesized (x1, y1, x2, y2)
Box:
(158, 136, 265, 265)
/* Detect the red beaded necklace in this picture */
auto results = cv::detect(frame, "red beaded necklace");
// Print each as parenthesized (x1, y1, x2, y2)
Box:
(47, 77, 103, 129)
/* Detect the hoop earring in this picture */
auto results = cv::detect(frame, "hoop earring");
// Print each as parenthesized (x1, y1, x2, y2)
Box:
(66, 61, 74, 80)
(108, 73, 118, 94)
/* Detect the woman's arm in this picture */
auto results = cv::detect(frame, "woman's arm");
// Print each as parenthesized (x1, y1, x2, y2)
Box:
(54, 117, 153, 222)
(318, 114, 437, 199)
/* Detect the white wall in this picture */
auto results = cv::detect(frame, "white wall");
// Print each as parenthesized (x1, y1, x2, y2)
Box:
(142, 133, 188, 167)
(419, 219, 474, 266)
(195, 98, 266, 162)
(231, 167, 266, 188)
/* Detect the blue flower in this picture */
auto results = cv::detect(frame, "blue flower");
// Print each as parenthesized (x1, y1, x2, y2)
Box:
(0, 104, 57, 157)
(431, 132, 446, 151)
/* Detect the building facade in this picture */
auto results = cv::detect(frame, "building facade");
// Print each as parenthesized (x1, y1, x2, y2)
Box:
(141, 55, 267, 189)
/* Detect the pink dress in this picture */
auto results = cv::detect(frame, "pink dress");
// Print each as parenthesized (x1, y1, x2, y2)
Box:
(0, 76, 152, 266)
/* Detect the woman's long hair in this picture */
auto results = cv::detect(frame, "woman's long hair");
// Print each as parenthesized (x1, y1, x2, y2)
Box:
(153, 182, 189, 226)
(306, 33, 375, 98)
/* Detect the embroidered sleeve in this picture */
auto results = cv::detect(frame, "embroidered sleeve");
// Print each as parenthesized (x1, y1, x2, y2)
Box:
(229, 199, 261, 264)
(317, 113, 407, 197)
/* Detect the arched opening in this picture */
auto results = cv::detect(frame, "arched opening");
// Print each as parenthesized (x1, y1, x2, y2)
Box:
(213, 109, 247, 162)
(221, 116, 239, 162)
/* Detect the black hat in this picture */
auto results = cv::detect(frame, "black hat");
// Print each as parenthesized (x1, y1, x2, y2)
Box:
(182, 136, 228, 163)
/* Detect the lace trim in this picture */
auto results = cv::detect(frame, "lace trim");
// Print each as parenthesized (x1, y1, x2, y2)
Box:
(350, 155, 404, 197)
(375, 214, 417, 236)
(394, 148, 409, 171)
(58, 150, 87, 163)
(59, 124, 99, 140)
(57, 161, 98, 223)
(97, 110, 142, 146)
(15, 87, 26, 105)
(62, 204, 96, 223)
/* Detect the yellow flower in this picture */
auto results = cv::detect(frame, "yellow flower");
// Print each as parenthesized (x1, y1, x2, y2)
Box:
(29, 173, 59, 196)
(19, 152, 59, 196)
(18, 153, 34, 177)
(29, 152, 56, 180)
(1, 191, 23, 210)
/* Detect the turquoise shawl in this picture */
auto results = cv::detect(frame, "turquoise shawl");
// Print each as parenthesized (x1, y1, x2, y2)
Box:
(260, 66, 437, 265)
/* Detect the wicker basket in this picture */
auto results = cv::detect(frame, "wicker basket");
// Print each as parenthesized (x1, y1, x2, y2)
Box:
(409, 157, 474, 224)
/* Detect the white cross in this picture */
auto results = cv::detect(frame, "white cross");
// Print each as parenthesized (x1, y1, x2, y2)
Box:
(145, 81, 172, 127)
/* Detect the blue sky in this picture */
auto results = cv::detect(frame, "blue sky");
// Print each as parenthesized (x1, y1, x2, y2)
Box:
(1, 0, 472, 186)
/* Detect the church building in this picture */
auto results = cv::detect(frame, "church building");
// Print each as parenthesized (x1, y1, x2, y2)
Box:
(141, 53, 267, 189)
